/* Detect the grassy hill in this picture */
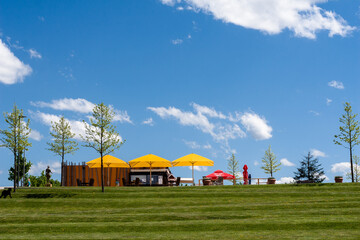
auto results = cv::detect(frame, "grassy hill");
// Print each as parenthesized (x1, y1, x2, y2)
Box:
(0, 183, 359, 239)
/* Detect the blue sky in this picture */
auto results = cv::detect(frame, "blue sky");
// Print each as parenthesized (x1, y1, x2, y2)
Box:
(1, 0, 360, 185)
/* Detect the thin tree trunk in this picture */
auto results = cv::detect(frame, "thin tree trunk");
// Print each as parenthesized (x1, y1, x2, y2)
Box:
(101, 152, 104, 192)
(350, 143, 354, 182)
(13, 151, 17, 192)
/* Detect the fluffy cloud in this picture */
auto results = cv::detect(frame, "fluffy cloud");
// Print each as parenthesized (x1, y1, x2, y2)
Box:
(183, 140, 201, 149)
(172, 39, 183, 45)
(331, 162, 350, 175)
(192, 103, 226, 119)
(326, 98, 332, 106)
(189, 166, 208, 172)
(142, 118, 154, 126)
(29, 161, 61, 176)
(31, 111, 86, 140)
(183, 140, 212, 149)
(29, 129, 43, 141)
(311, 149, 326, 158)
(280, 158, 295, 167)
(0, 170, 3, 175)
(277, 177, 295, 184)
(0, 39, 32, 84)
(29, 49, 42, 59)
(31, 111, 123, 142)
(148, 104, 246, 144)
(328, 80, 344, 89)
(31, 98, 95, 113)
(161, 0, 354, 39)
(240, 112, 272, 140)
(254, 160, 259, 166)
(148, 103, 272, 146)
(31, 98, 132, 123)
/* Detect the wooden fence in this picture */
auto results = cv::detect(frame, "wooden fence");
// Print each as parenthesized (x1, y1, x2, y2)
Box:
(62, 162, 130, 187)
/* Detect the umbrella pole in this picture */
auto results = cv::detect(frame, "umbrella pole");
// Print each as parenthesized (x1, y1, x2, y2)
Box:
(192, 163, 195, 186)
(150, 163, 152, 186)
(107, 166, 110, 186)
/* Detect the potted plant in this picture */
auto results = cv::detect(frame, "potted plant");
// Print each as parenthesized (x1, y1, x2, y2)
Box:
(335, 176, 343, 183)
(267, 177, 276, 184)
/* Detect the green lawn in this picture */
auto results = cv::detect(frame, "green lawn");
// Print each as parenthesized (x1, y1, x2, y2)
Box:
(0, 183, 359, 239)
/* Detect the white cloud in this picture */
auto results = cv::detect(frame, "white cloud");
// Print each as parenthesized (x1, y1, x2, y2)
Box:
(161, 0, 354, 39)
(31, 98, 95, 113)
(0, 39, 32, 84)
(148, 105, 246, 143)
(31, 111, 123, 142)
(254, 160, 259, 166)
(331, 162, 350, 175)
(172, 39, 183, 45)
(280, 158, 295, 167)
(277, 177, 295, 184)
(309, 110, 320, 116)
(0, 170, 3, 175)
(311, 149, 326, 158)
(203, 144, 212, 149)
(29, 49, 42, 59)
(328, 80, 344, 89)
(29, 129, 43, 141)
(29, 161, 61, 175)
(161, 0, 178, 6)
(240, 112, 272, 140)
(38, 16, 45, 22)
(31, 98, 132, 123)
(142, 118, 154, 126)
(326, 98, 332, 106)
(148, 103, 273, 148)
(192, 103, 226, 119)
(189, 166, 208, 172)
(183, 140, 201, 149)
(177, 6, 184, 10)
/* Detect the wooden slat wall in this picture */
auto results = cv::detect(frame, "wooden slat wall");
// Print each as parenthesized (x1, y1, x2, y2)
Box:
(62, 163, 130, 187)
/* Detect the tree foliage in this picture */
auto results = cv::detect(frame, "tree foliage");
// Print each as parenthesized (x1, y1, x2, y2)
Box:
(346, 155, 360, 183)
(261, 145, 281, 178)
(47, 116, 78, 186)
(334, 102, 360, 182)
(8, 150, 32, 184)
(0, 104, 31, 191)
(81, 103, 125, 192)
(294, 152, 325, 183)
(227, 153, 240, 185)
(29, 170, 61, 187)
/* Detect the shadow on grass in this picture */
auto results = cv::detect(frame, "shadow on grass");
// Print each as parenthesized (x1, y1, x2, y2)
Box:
(24, 193, 76, 198)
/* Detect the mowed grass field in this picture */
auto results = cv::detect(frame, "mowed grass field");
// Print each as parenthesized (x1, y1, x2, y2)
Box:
(0, 183, 359, 239)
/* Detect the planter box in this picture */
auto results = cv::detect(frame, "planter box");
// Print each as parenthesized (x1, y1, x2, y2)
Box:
(335, 177, 343, 183)
(267, 178, 276, 184)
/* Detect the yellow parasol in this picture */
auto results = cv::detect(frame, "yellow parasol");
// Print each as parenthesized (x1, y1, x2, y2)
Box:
(172, 153, 214, 186)
(86, 155, 130, 186)
(129, 154, 172, 186)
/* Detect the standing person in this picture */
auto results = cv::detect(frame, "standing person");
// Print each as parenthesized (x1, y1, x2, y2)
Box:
(27, 178, 31, 187)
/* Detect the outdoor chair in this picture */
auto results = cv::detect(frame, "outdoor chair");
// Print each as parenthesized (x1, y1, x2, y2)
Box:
(135, 178, 140, 186)
(89, 178, 94, 186)
(122, 178, 128, 186)
(163, 175, 168, 186)
(175, 177, 181, 186)
(76, 179, 82, 186)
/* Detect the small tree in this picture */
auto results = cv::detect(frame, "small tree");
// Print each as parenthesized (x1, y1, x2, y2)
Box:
(81, 103, 125, 192)
(294, 152, 325, 183)
(8, 150, 32, 185)
(0, 104, 31, 192)
(261, 145, 281, 178)
(334, 102, 360, 183)
(227, 153, 240, 185)
(346, 155, 360, 183)
(47, 116, 78, 186)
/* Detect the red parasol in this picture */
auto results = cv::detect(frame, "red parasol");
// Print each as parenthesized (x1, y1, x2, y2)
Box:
(243, 164, 249, 185)
(206, 170, 235, 180)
